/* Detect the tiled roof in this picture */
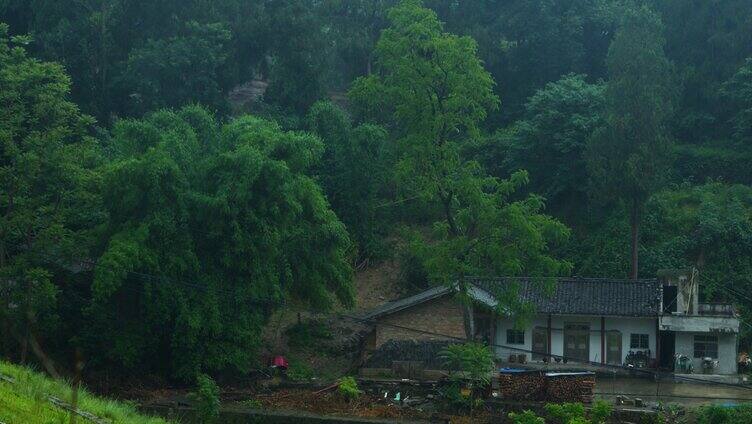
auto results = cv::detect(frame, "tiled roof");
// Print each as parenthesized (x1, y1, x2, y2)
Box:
(469, 277, 662, 317)
(361, 285, 453, 320)
(362, 277, 663, 320)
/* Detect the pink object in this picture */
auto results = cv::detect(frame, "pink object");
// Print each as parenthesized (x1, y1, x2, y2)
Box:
(271, 356, 289, 370)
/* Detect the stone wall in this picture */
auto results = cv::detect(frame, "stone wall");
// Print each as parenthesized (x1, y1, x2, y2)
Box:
(372, 294, 466, 348)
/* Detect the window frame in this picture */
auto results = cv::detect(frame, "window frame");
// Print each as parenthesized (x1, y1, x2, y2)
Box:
(629, 333, 649, 349)
(693, 334, 719, 359)
(506, 329, 525, 345)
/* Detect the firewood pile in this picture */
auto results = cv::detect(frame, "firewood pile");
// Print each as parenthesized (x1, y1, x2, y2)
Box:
(543, 373, 595, 403)
(496, 371, 595, 403)
(364, 340, 454, 369)
(497, 371, 545, 400)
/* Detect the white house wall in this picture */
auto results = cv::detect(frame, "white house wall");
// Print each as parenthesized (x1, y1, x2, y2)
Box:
(494, 314, 656, 365)
(674, 332, 737, 375)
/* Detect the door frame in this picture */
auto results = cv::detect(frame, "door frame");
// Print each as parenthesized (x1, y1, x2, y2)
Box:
(606, 330, 622, 365)
(564, 322, 590, 363)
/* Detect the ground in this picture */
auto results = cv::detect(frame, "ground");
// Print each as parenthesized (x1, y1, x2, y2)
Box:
(257, 259, 406, 384)
(0, 361, 168, 424)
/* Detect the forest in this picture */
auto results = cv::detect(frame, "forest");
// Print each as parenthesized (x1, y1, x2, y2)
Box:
(1, 0, 752, 383)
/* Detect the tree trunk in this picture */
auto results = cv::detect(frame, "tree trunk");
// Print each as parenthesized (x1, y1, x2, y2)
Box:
(629, 201, 640, 280)
(462, 302, 475, 342)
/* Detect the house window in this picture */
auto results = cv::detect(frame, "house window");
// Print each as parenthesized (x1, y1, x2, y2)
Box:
(694, 335, 718, 358)
(630, 334, 649, 349)
(506, 329, 525, 344)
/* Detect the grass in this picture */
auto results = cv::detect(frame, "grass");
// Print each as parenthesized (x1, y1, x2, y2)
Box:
(0, 360, 170, 424)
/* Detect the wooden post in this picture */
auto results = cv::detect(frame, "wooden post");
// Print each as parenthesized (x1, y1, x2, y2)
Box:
(600, 317, 606, 364)
(547, 314, 552, 360)
(655, 317, 661, 369)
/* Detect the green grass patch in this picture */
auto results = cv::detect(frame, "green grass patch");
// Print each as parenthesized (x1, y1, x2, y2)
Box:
(0, 360, 170, 424)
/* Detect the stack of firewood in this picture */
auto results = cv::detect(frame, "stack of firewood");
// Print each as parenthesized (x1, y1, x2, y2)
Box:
(497, 371, 545, 400)
(544, 374, 596, 403)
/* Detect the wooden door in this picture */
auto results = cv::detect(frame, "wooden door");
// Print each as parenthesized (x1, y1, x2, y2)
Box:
(606, 331, 622, 364)
(564, 323, 590, 362)
(532, 327, 548, 360)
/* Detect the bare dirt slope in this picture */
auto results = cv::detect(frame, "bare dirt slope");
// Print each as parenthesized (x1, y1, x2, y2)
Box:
(354, 259, 405, 313)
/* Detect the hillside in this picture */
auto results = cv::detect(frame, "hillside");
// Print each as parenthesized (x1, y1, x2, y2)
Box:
(0, 361, 168, 424)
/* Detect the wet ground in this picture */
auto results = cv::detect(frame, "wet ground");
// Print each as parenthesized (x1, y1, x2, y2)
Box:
(595, 376, 752, 406)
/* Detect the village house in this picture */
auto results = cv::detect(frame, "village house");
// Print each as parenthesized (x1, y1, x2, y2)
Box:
(362, 269, 741, 375)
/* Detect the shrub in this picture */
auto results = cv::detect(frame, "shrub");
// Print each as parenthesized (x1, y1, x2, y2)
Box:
(591, 400, 613, 423)
(286, 358, 314, 381)
(439, 342, 494, 387)
(194, 374, 220, 423)
(439, 343, 494, 413)
(338, 377, 361, 400)
(241, 399, 262, 409)
(697, 404, 752, 424)
(285, 320, 333, 351)
(509, 410, 546, 424)
(545, 402, 586, 424)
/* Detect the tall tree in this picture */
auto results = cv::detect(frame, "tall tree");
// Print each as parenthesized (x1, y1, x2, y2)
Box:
(586, 5, 675, 279)
(351, 0, 571, 338)
(322, 0, 396, 84)
(723, 58, 752, 144)
(484, 74, 605, 221)
(0, 24, 103, 363)
(307, 101, 392, 261)
(641, 182, 752, 344)
(116, 21, 233, 116)
(86, 106, 352, 378)
(262, 0, 329, 115)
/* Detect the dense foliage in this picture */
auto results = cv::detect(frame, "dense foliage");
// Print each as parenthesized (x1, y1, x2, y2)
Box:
(3, 0, 752, 377)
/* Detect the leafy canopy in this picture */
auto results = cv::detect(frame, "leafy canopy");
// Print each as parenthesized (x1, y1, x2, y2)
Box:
(306, 101, 391, 260)
(86, 106, 352, 378)
(494, 73, 605, 219)
(0, 23, 103, 352)
(351, 1, 571, 316)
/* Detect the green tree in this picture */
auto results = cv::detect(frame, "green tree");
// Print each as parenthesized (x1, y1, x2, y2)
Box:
(586, 5, 675, 279)
(306, 101, 391, 261)
(117, 21, 232, 116)
(262, 0, 329, 115)
(487, 74, 605, 221)
(425, 0, 617, 126)
(322, 0, 396, 83)
(642, 182, 752, 344)
(0, 23, 103, 362)
(86, 106, 353, 378)
(352, 0, 570, 337)
(723, 58, 752, 144)
(194, 373, 220, 423)
(648, 0, 752, 143)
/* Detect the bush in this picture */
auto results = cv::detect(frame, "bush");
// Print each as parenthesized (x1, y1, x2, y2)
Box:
(285, 320, 333, 351)
(439, 342, 495, 387)
(439, 343, 494, 413)
(338, 377, 361, 400)
(543, 401, 613, 424)
(286, 358, 315, 381)
(241, 399, 262, 409)
(194, 374, 220, 423)
(591, 400, 613, 423)
(509, 410, 546, 424)
(697, 404, 752, 424)
(545, 402, 586, 424)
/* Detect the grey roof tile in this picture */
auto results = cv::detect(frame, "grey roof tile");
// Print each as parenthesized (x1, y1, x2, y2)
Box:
(469, 277, 662, 317)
